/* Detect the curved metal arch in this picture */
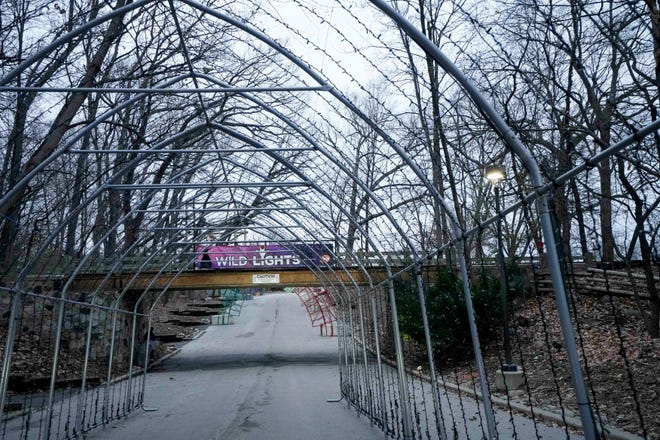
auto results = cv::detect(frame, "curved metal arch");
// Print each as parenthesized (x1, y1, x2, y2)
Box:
(63, 156, 374, 308)
(208, 122, 425, 260)
(176, 0, 465, 245)
(207, 173, 377, 289)
(0, 0, 157, 87)
(148, 75, 468, 435)
(1, 0, 464, 264)
(46, 139, 376, 304)
(367, 2, 601, 438)
(199, 123, 423, 435)
(12, 134, 391, 430)
(192, 73, 432, 258)
(201, 154, 385, 285)
(9, 123, 212, 285)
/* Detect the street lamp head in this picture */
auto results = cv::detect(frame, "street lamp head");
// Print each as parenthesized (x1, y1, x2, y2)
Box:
(485, 165, 506, 184)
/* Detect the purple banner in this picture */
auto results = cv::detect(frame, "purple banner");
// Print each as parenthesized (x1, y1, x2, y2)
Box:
(196, 243, 333, 270)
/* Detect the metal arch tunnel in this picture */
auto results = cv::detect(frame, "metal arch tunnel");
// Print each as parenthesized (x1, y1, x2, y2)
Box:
(1, 1, 658, 439)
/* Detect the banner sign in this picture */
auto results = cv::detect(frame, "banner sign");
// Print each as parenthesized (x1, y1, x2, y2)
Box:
(196, 243, 333, 270)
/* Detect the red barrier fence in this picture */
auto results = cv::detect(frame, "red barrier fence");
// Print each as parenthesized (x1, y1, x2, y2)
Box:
(292, 287, 337, 336)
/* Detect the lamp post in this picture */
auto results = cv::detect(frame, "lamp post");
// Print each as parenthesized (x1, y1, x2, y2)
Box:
(485, 165, 516, 371)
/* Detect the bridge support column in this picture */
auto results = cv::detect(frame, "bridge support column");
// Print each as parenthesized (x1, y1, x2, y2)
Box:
(386, 280, 413, 439)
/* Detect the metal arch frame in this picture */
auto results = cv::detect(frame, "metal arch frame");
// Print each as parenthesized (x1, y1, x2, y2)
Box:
(1, 14, 484, 436)
(42, 139, 376, 302)
(142, 69, 472, 437)
(1, 0, 470, 309)
(28, 173, 365, 435)
(0, 0, 612, 436)
(177, 22, 496, 434)
(172, 0, 466, 246)
(203, 122, 478, 437)
(61, 113, 420, 435)
(38, 155, 227, 438)
(366, 2, 621, 438)
(114, 208, 367, 394)
(0, 135, 216, 424)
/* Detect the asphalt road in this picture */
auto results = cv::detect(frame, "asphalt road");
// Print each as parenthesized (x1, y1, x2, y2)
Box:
(85, 292, 583, 440)
(87, 292, 384, 440)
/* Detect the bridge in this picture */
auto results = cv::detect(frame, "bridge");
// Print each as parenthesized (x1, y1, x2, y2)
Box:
(38, 267, 391, 290)
(1, 1, 658, 440)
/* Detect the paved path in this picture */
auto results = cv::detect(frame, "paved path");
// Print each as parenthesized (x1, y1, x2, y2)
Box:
(87, 293, 384, 440)
(85, 292, 583, 440)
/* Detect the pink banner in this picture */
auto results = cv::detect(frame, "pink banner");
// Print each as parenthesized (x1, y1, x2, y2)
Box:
(196, 244, 333, 270)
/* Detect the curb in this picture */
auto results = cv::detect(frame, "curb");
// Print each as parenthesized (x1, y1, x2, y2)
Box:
(358, 341, 642, 440)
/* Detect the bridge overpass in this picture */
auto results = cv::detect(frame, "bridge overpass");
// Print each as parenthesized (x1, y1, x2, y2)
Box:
(70, 267, 392, 291)
(23, 267, 399, 292)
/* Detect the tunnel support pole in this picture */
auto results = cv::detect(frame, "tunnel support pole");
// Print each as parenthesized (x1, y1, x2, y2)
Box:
(0, 287, 25, 422)
(370, 295, 387, 432)
(43, 289, 67, 440)
(357, 298, 374, 423)
(538, 194, 599, 439)
(415, 266, 447, 440)
(125, 310, 140, 413)
(75, 307, 97, 434)
(457, 245, 497, 439)
(103, 309, 119, 424)
(386, 280, 413, 439)
(140, 316, 154, 406)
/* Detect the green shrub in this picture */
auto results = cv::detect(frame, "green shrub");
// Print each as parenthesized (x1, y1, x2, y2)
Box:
(394, 266, 503, 361)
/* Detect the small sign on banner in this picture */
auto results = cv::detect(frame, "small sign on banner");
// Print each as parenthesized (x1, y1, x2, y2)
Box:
(252, 273, 280, 284)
